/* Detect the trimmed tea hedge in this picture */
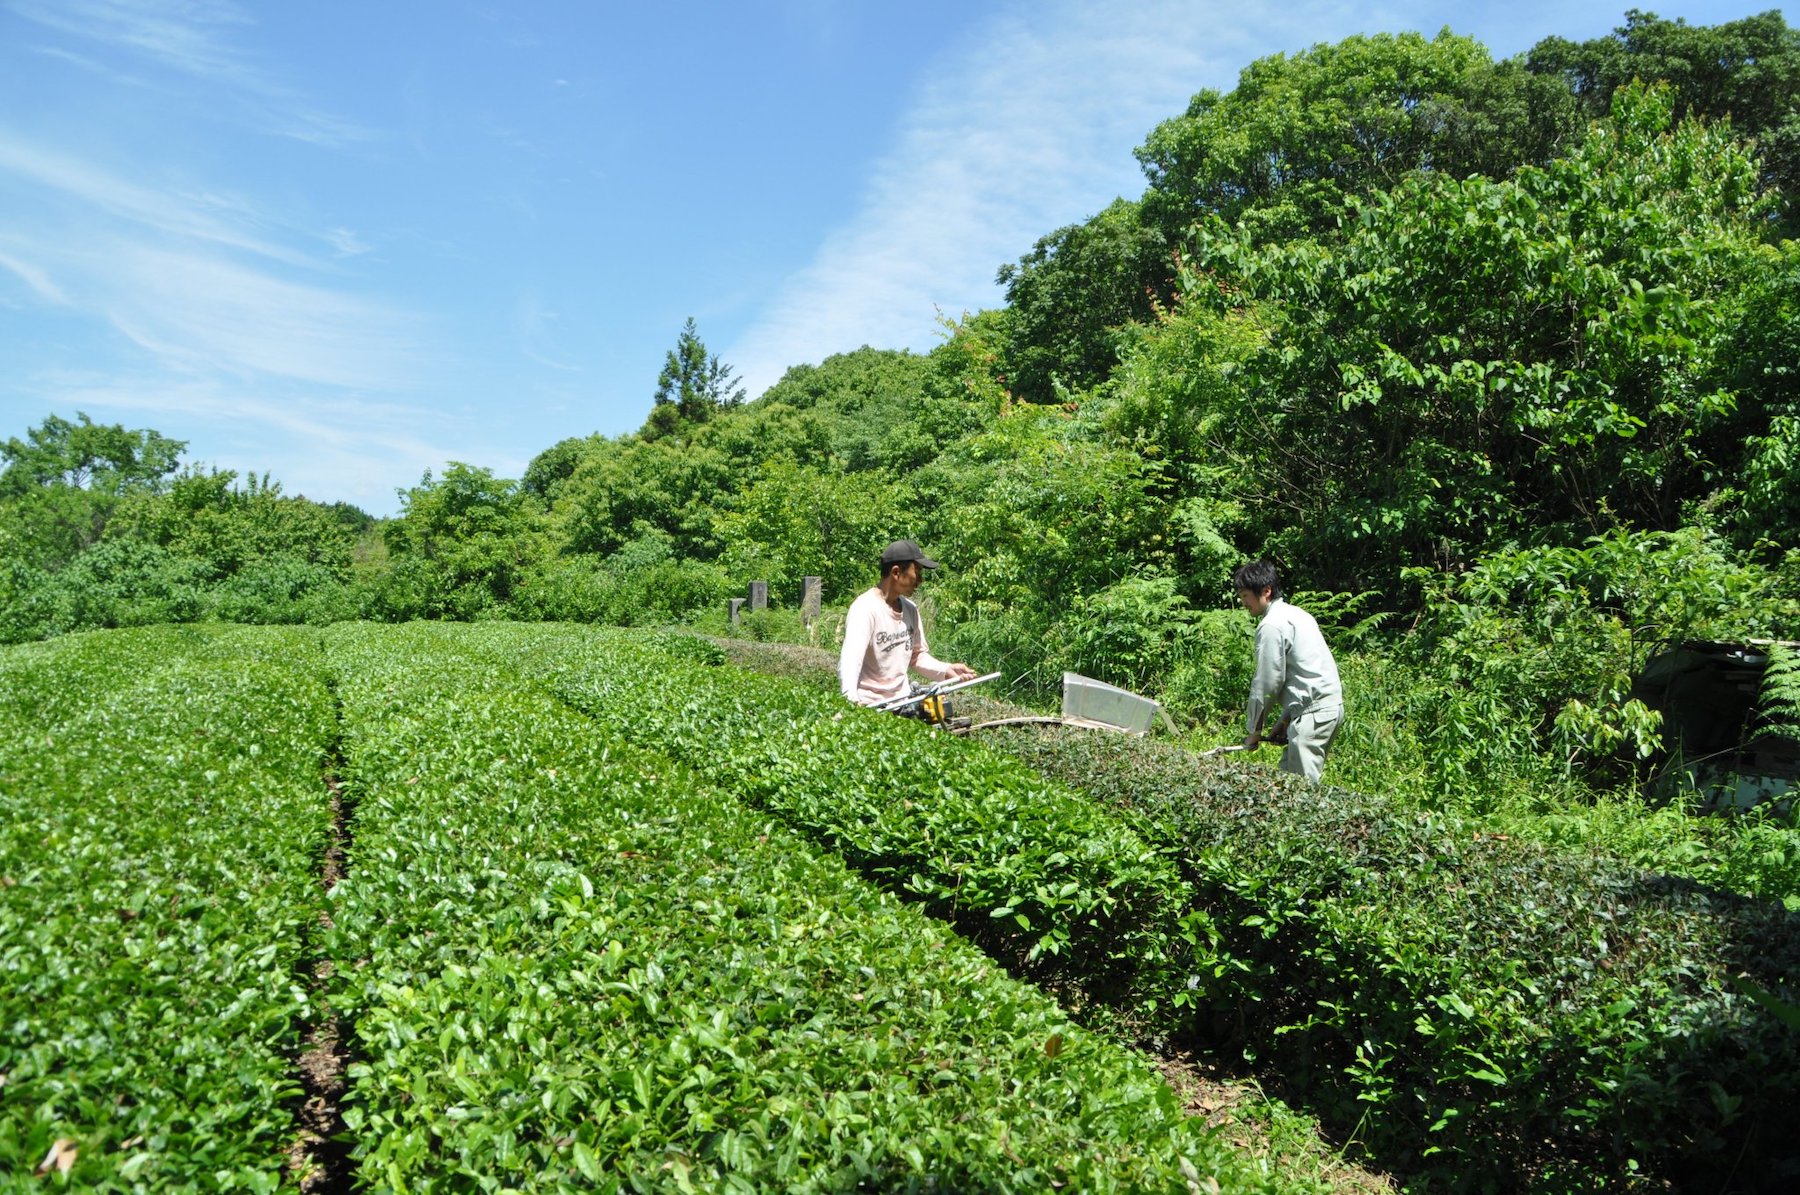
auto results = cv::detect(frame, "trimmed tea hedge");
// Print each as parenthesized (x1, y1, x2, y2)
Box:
(603, 628, 1800, 1192)
(453, 623, 1187, 1003)
(322, 622, 1276, 1192)
(0, 625, 335, 1190)
(993, 728, 1800, 1193)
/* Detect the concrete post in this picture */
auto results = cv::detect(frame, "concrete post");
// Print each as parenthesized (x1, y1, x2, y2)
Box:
(729, 597, 745, 626)
(748, 581, 768, 611)
(801, 575, 822, 627)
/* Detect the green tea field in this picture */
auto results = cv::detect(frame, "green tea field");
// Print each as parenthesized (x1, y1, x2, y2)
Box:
(3, 622, 1796, 1193)
(0, 623, 1276, 1193)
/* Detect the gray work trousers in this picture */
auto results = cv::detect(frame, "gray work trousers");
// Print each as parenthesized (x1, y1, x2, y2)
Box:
(1279, 704, 1342, 785)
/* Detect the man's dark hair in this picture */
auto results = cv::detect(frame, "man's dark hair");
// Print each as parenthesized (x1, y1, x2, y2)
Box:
(1232, 560, 1282, 602)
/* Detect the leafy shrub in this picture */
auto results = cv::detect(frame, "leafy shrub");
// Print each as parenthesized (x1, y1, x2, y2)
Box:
(1047, 573, 1197, 693)
(931, 607, 1052, 698)
(618, 557, 739, 623)
(507, 556, 612, 621)
(1402, 529, 1794, 793)
(456, 624, 1188, 996)
(205, 552, 360, 624)
(733, 606, 806, 641)
(511, 554, 734, 626)
(1159, 607, 1255, 723)
(355, 552, 444, 621)
(38, 538, 211, 634)
(0, 531, 54, 644)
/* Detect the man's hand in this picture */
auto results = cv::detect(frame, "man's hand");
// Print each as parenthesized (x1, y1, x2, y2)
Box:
(947, 662, 977, 681)
(1243, 732, 1260, 750)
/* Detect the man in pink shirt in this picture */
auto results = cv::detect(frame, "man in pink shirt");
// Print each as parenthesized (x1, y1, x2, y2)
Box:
(839, 539, 976, 706)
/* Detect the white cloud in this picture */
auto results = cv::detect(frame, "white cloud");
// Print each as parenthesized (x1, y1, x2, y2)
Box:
(0, 248, 71, 305)
(515, 290, 582, 373)
(0, 124, 430, 393)
(8, 0, 371, 146)
(10, 0, 254, 81)
(0, 131, 309, 264)
(97, 242, 426, 390)
(324, 226, 373, 257)
(725, 0, 1291, 395)
(31, 373, 499, 514)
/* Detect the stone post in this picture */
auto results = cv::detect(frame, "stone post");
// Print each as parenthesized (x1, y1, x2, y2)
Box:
(748, 581, 768, 611)
(729, 597, 745, 626)
(801, 576, 822, 627)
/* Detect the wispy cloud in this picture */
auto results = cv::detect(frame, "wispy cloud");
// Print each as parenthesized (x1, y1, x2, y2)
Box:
(100, 242, 426, 389)
(725, 0, 1273, 394)
(34, 372, 500, 511)
(26, 42, 147, 87)
(324, 226, 373, 258)
(0, 131, 308, 263)
(514, 290, 582, 372)
(8, 0, 371, 146)
(10, 0, 253, 80)
(0, 248, 71, 305)
(0, 124, 425, 392)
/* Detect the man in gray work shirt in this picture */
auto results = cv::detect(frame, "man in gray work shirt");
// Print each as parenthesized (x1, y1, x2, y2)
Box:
(1234, 561, 1342, 784)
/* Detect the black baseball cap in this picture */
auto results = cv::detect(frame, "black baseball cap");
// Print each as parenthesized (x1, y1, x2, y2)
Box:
(880, 539, 939, 570)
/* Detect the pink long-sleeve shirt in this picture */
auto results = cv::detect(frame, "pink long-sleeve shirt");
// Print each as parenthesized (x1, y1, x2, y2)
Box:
(838, 588, 954, 705)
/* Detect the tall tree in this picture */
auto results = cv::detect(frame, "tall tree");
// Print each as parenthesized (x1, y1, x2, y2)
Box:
(995, 30, 1578, 406)
(1528, 8, 1800, 228)
(1146, 84, 1766, 593)
(0, 412, 184, 497)
(1135, 29, 1579, 245)
(755, 346, 939, 469)
(387, 463, 537, 614)
(0, 412, 187, 568)
(645, 318, 745, 438)
(994, 198, 1172, 403)
(522, 435, 600, 505)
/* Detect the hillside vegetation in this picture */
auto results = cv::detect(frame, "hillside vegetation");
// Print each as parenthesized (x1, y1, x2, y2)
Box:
(5, 13, 1800, 1187)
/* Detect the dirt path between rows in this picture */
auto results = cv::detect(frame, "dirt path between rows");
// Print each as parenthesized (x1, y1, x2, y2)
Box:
(288, 748, 354, 1192)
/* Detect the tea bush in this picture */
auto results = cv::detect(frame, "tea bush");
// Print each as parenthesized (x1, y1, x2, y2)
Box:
(682, 635, 1800, 1190)
(995, 727, 1800, 1192)
(0, 625, 335, 1189)
(321, 622, 1275, 1192)
(454, 623, 1188, 998)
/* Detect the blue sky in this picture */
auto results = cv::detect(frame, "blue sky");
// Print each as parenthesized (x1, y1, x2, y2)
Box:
(0, 0, 1765, 514)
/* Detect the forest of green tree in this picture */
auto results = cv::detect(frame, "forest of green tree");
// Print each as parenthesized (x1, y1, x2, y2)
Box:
(6, 9, 1800, 814)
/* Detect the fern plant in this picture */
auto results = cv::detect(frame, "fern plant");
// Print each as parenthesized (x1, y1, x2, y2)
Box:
(1758, 642, 1800, 749)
